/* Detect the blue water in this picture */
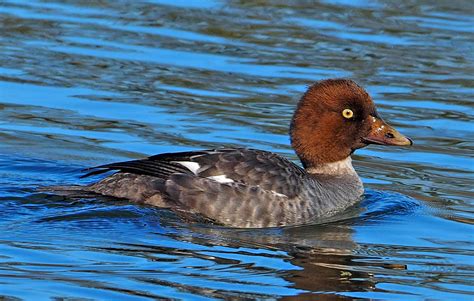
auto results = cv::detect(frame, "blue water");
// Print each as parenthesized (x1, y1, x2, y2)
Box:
(0, 0, 473, 300)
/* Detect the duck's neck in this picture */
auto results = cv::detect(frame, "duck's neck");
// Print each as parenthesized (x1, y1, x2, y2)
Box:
(305, 157, 358, 177)
(303, 157, 364, 217)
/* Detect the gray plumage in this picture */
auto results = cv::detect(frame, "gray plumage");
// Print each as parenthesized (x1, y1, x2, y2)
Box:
(83, 148, 363, 228)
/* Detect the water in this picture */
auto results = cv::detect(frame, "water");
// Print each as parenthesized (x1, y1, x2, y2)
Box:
(0, 0, 473, 299)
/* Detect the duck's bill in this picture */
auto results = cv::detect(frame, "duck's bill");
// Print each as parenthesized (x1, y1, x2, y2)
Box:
(362, 116, 413, 146)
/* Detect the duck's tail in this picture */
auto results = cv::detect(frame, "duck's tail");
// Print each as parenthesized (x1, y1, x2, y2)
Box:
(37, 184, 98, 197)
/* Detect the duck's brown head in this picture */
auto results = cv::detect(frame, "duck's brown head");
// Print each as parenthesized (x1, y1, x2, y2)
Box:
(290, 79, 412, 168)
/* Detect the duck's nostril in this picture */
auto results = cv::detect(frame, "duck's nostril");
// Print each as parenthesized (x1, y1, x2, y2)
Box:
(385, 132, 395, 139)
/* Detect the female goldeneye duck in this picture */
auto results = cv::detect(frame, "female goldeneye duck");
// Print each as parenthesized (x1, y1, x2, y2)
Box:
(78, 79, 412, 228)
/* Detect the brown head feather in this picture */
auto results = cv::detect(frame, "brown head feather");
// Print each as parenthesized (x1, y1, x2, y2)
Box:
(290, 79, 377, 168)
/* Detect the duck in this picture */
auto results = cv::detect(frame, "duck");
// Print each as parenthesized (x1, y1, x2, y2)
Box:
(77, 79, 412, 228)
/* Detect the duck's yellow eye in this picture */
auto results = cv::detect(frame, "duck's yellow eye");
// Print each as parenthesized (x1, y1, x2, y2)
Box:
(342, 109, 354, 119)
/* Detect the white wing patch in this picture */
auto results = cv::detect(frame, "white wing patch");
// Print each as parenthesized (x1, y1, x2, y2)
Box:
(270, 191, 287, 198)
(207, 175, 234, 183)
(175, 161, 200, 174)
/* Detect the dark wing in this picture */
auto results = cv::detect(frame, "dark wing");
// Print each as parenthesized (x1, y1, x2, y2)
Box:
(80, 149, 212, 178)
(83, 148, 306, 198)
(81, 157, 194, 179)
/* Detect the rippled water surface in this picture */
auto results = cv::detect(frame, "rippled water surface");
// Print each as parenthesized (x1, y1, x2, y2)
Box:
(1, 0, 473, 300)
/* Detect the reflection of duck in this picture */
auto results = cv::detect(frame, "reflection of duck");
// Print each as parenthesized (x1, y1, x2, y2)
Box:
(282, 248, 374, 300)
(70, 79, 412, 227)
(161, 221, 381, 299)
(173, 222, 408, 299)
